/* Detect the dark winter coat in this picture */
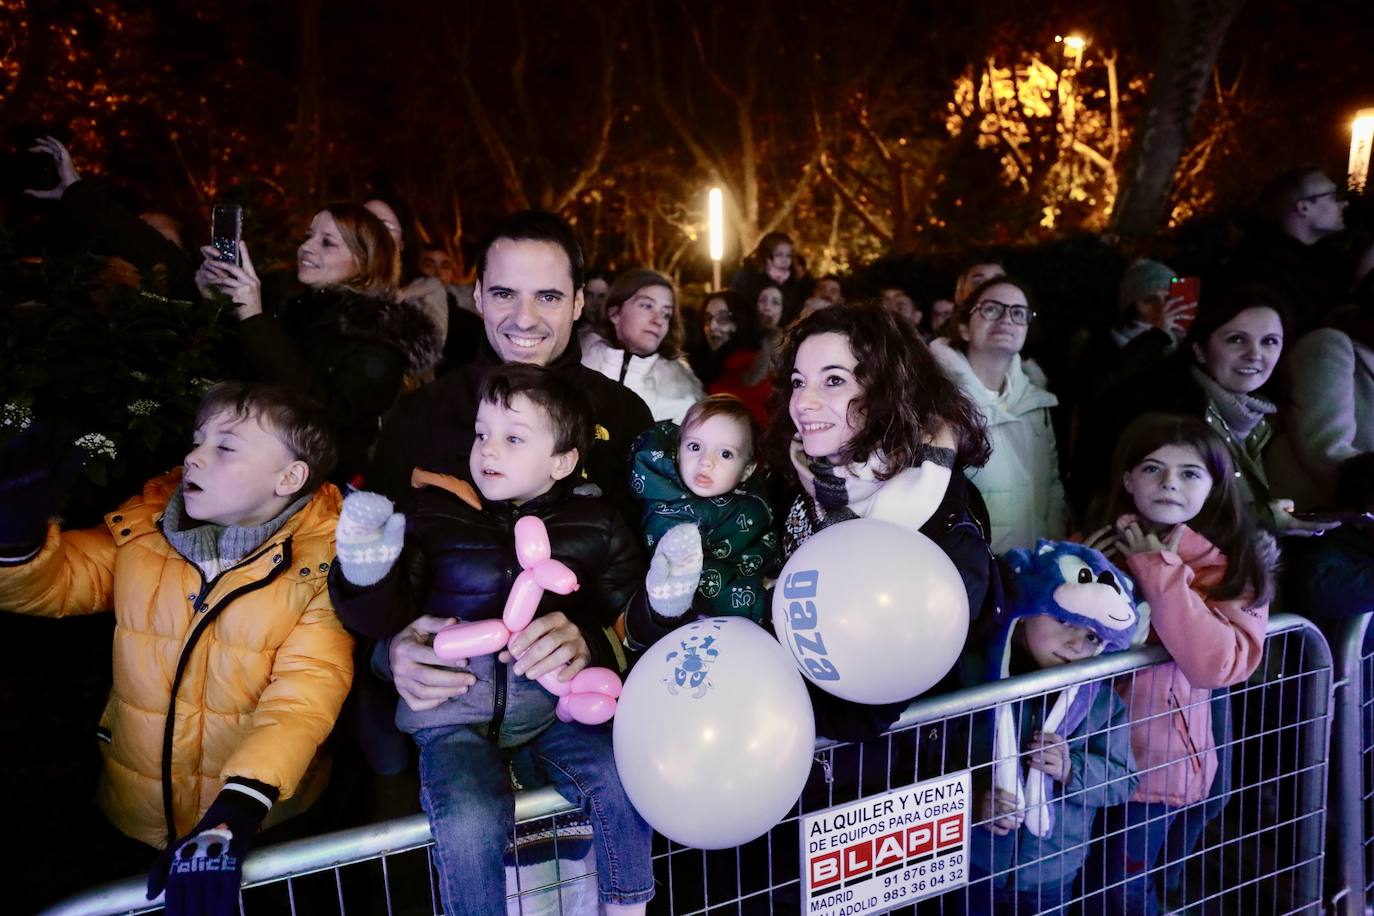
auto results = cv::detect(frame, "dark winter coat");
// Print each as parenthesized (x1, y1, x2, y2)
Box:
(60, 179, 198, 301)
(1230, 226, 1350, 337)
(369, 335, 654, 527)
(237, 286, 443, 485)
(328, 478, 644, 741)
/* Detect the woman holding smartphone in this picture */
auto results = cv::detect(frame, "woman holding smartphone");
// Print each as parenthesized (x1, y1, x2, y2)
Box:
(195, 202, 443, 485)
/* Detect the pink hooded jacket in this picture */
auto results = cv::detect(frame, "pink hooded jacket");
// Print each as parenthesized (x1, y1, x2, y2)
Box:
(1117, 520, 1268, 807)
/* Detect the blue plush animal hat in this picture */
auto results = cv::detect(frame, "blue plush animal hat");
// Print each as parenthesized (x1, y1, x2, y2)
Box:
(995, 539, 1140, 681)
(987, 540, 1141, 839)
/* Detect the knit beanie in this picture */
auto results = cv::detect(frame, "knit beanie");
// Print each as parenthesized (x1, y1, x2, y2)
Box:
(1117, 259, 1176, 316)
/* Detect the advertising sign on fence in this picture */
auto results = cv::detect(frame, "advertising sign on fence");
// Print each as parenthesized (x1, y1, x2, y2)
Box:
(801, 770, 970, 915)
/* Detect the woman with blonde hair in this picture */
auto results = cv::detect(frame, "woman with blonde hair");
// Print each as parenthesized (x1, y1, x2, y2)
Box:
(195, 202, 443, 483)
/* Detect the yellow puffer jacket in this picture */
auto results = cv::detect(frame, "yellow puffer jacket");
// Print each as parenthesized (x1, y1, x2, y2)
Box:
(0, 470, 353, 848)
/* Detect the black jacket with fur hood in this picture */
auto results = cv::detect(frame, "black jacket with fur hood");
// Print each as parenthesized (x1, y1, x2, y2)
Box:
(237, 286, 443, 484)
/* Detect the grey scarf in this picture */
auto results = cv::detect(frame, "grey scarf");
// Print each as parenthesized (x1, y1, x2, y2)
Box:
(162, 485, 311, 580)
(1190, 364, 1276, 442)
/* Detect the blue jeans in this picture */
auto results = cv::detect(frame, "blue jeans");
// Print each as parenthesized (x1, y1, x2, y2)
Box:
(415, 720, 655, 915)
(961, 864, 1072, 915)
(1081, 802, 1178, 916)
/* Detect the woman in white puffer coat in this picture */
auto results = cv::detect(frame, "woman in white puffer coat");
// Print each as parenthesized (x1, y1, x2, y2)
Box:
(930, 275, 1068, 552)
(580, 268, 704, 424)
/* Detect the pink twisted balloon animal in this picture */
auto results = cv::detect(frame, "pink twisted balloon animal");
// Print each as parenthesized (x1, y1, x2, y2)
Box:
(432, 515, 622, 725)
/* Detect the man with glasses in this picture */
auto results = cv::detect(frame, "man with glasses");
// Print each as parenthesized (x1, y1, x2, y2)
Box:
(1237, 166, 1352, 335)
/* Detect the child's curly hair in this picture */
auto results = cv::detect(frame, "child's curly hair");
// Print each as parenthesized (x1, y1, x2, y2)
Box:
(764, 303, 990, 479)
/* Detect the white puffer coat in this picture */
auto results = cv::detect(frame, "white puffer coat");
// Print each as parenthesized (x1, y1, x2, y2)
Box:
(580, 329, 705, 424)
(931, 338, 1068, 552)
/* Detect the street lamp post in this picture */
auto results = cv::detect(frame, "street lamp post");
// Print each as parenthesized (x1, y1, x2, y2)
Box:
(1056, 33, 1087, 70)
(708, 187, 724, 290)
(1350, 109, 1374, 195)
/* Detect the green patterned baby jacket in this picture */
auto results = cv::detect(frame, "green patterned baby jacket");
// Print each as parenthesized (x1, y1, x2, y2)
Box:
(630, 420, 781, 620)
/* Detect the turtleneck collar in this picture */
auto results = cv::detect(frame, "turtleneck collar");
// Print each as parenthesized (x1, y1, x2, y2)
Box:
(1189, 364, 1276, 441)
(162, 485, 312, 580)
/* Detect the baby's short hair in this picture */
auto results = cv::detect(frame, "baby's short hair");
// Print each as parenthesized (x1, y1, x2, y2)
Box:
(195, 382, 338, 491)
(681, 394, 758, 459)
(478, 364, 593, 458)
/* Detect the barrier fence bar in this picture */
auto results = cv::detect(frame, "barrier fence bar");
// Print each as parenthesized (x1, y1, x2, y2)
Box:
(43, 613, 1333, 916)
(1330, 611, 1374, 915)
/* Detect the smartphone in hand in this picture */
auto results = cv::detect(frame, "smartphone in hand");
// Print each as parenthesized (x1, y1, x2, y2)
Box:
(1290, 510, 1374, 526)
(1168, 276, 1201, 334)
(210, 203, 243, 266)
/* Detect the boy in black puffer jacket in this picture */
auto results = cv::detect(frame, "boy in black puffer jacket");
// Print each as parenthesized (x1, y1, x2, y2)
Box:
(327, 364, 655, 916)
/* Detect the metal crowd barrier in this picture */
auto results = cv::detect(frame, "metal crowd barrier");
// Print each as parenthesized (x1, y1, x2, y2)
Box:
(44, 613, 1333, 916)
(1329, 611, 1374, 916)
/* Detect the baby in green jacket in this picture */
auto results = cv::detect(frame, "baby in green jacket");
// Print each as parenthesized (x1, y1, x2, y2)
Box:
(628, 396, 781, 638)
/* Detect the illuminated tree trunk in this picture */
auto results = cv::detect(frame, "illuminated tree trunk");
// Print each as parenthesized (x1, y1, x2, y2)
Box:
(1110, 0, 1245, 235)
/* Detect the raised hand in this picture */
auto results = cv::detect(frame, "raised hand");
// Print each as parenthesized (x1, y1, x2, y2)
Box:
(22, 136, 80, 200)
(195, 241, 262, 319)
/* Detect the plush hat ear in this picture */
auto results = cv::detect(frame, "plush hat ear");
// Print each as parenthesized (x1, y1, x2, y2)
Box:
(1036, 540, 1056, 556)
(1004, 547, 1032, 575)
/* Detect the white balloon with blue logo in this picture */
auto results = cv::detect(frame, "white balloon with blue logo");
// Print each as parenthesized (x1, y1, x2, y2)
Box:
(612, 617, 815, 849)
(771, 518, 969, 704)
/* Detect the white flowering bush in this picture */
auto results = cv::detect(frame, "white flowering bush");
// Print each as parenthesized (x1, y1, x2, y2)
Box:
(2, 402, 33, 430)
(74, 433, 119, 461)
(127, 399, 160, 416)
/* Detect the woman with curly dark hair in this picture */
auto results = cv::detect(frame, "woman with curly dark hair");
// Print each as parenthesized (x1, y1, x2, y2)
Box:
(764, 304, 997, 737)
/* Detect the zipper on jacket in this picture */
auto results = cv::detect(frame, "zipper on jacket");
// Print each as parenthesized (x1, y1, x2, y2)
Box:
(487, 658, 509, 742)
(618, 351, 633, 385)
(1167, 688, 1205, 773)
(159, 538, 292, 845)
(486, 550, 520, 742)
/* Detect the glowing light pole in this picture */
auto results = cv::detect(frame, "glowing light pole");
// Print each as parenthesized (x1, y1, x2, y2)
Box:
(1350, 109, 1374, 195)
(708, 187, 724, 289)
(1055, 33, 1087, 70)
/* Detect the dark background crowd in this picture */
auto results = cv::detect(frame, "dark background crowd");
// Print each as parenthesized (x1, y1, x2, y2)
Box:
(3, 0, 1374, 911)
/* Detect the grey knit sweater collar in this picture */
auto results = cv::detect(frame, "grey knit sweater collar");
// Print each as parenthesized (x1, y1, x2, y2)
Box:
(162, 485, 311, 579)
(1190, 364, 1276, 441)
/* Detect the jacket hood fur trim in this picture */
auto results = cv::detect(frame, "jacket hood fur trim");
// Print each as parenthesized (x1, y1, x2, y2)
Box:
(323, 287, 444, 375)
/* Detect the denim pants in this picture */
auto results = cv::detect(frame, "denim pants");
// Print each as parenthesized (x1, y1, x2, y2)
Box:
(963, 862, 1072, 915)
(415, 719, 655, 915)
(1081, 801, 1178, 916)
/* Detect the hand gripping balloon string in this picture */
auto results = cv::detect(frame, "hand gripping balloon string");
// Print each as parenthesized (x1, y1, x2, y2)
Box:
(432, 515, 622, 724)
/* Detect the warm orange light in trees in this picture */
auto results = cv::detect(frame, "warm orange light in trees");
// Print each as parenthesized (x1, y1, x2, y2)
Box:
(1350, 109, 1374, 193)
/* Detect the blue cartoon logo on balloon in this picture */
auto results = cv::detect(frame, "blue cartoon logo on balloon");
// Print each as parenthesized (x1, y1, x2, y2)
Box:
(664, 621, 723, 697)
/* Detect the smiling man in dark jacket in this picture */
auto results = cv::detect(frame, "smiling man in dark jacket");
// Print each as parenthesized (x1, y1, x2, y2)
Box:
(355, 211, 653, 770)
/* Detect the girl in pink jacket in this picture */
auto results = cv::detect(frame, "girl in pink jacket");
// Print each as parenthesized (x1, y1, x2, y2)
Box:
(1080, 413, 1277, 915)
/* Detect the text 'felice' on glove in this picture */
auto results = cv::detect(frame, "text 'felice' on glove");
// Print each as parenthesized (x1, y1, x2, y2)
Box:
(146, 778, 276, 916)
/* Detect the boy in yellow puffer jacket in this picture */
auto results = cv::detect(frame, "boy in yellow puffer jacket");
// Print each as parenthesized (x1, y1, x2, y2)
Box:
(0, 382, 353, 916)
